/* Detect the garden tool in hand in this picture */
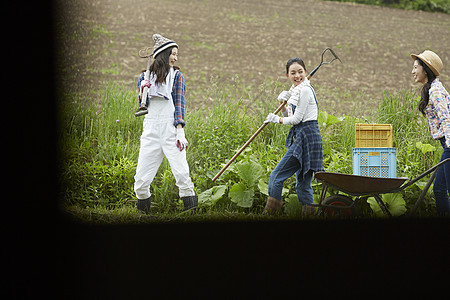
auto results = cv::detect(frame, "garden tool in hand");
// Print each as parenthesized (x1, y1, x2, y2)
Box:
(278, 90, 293, 116)
(307, 47, 341, 79)
(212, 47, 342, 182)
(135, 47, 153, 117)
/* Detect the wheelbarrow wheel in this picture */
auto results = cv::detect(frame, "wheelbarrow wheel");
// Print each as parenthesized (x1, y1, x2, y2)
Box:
(320, 195, 356, 218)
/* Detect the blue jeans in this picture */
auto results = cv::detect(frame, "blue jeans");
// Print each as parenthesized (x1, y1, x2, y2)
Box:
(268, 146, 314, 205)
(433, 138, 450, 214)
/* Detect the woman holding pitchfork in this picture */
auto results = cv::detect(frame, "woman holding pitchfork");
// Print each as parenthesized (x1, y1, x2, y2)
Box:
(264, 57, 324, 215)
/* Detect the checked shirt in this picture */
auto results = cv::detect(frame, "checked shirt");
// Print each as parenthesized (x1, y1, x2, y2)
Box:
(138, 69, 186, 128)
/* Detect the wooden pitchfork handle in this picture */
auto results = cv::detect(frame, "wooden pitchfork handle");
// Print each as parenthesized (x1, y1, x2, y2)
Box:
(211, 100, 287, 182)
(211, 73, 316, 182)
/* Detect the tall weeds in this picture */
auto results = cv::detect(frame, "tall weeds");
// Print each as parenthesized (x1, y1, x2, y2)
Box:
(60, 80, 442, 216)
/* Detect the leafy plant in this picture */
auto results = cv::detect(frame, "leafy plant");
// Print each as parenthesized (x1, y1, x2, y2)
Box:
(416, 142, 436, 155)
(284, 194, 303, 217)
(198, 185, 227, 207)
(318, 110, 344, 131)
(228, 158, 265, 208)
(367, 193, 407, 217)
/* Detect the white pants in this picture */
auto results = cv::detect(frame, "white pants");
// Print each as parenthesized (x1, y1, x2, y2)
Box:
(134, 99, 195, 200)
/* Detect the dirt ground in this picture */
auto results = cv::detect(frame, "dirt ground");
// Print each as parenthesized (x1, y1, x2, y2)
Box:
(55, 0, 450, 114)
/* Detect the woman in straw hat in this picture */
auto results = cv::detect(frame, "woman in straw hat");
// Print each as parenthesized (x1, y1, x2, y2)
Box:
(411, 50, 450, 215)
(134, 34, 197, 213)
(263, 57, 324, 216)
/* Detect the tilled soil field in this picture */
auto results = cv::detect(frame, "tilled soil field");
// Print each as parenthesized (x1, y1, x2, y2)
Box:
(55, 0, 450, 114)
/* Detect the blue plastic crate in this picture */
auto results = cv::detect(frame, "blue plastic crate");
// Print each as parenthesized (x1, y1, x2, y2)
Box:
(352, 148, 397, 178)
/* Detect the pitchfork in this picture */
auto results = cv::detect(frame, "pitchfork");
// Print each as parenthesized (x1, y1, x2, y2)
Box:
(211, 47, 342, 182)
(136, 47, 153, 115)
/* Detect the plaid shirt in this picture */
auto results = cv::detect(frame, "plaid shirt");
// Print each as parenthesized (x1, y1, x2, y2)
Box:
(137, 69, 186, 127)
(425, 78, 450, 147)
(285, 120, 324, 179)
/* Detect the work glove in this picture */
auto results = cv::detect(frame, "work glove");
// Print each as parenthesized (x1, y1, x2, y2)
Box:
(264, 113, 280, 124)
(176, 127, 189, 151)
(277, 91, 291, 102)
(140, 79, 151, 94)
(139, 79, 151, 106)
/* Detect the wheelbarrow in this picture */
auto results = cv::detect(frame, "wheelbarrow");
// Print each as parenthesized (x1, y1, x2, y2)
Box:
(312, 158, 450, 217)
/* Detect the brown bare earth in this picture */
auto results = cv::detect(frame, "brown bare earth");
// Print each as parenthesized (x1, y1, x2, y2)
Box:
(55, 0, 450, 114)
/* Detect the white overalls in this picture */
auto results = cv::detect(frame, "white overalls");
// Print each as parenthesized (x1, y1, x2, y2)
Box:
(134, 68, 195, 200)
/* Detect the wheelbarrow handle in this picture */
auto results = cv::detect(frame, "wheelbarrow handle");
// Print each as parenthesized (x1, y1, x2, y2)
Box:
(400, 157, 450, 190)
(407, 157, 450, 217)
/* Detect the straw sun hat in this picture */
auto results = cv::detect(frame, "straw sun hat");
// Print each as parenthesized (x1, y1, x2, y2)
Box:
(411, 50, 443, 76)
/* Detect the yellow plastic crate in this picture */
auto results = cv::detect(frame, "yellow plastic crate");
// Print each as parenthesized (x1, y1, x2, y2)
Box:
(355, 124, 393, 148)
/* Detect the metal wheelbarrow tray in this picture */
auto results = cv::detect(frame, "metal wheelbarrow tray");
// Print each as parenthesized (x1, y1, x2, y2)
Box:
(313, 158, 450, 217)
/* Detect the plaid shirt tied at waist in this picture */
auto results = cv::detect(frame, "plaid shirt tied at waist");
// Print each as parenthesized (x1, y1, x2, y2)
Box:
(285, 120, 324, 179)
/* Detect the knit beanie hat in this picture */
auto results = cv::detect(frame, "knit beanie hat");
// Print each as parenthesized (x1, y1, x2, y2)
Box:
(152, 34, 178, 58)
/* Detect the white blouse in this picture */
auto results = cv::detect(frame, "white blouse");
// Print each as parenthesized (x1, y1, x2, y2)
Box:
(281, 81, 318, 125)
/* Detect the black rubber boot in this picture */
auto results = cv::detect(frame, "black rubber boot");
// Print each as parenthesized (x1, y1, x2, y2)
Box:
(181, 195, 198, 212)
(137, 197, 152, 214)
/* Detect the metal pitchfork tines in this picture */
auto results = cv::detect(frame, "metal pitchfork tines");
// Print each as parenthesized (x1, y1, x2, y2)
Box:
(307, 47, 342, 79)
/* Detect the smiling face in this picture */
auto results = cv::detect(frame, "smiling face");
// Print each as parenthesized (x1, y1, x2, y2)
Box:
(286, 62, 307, 86)
(169, 47, 178, 67)
(412, 59, 428, 84)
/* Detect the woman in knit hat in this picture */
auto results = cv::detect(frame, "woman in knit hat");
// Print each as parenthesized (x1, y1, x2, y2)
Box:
(411, 50, 450, 216)
(134, 34, 197, 213)
(263, 57, 324, 216)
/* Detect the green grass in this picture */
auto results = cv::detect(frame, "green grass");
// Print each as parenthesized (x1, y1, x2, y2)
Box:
(325, 0, 450, 14)
(59, 79, 443, 223)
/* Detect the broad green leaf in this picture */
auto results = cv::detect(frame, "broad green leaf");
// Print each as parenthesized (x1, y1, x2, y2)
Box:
(229, 182, 254, 208)
(415, 142, 436, 154)
(367, 197, 384, 217)
(258, 179, 269, 196)
(318, 111, 328, 127)
(235, 160, 264, 187)
(318, 110, 343, 129)
(326, 114, 343, 127)
(198, 185, 227, 206)
(383, 193, 407, 216)
(367, 193, 406, 217)
(284, 194, 302, 216)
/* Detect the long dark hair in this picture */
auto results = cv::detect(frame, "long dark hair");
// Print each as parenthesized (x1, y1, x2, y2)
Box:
(148, 46, 178, 84)
(417, 58, 437, 115)
(286, 57, 307, 74)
